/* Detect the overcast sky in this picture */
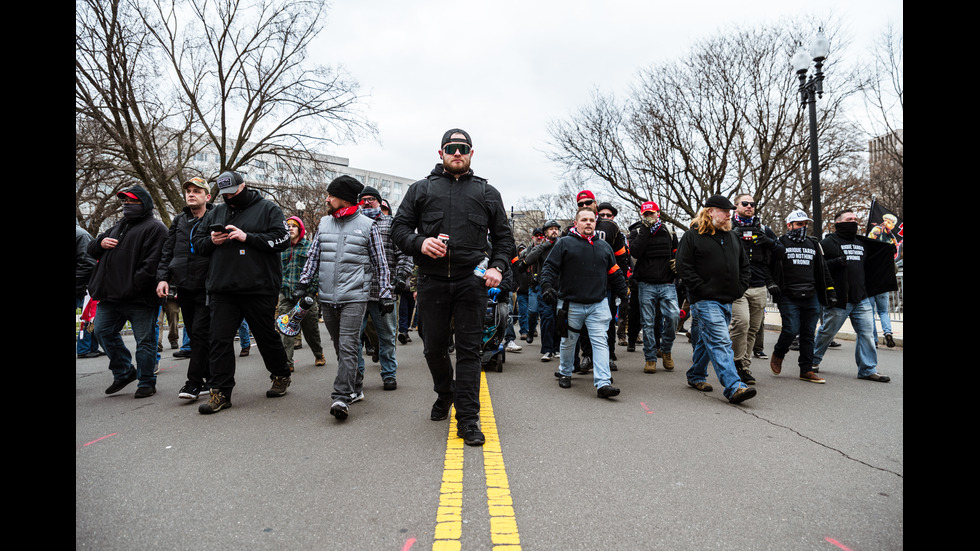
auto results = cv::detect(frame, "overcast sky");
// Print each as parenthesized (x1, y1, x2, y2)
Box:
(314, 0, 902, 211)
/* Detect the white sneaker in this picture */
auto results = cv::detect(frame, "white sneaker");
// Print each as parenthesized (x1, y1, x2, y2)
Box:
(541, 352, 553, 362)
(506, 340, 522, 352)
(350, 392, 365, 403)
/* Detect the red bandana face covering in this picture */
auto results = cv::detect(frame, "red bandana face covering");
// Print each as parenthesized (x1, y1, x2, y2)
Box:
(569, 227, 593, 244)
(332, 202, 362, 218)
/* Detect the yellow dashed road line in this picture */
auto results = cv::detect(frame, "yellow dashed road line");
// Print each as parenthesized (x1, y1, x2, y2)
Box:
(432, 372, 522, 551)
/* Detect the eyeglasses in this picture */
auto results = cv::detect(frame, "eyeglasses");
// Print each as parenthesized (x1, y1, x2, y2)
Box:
(577, 199, 594, 207)
(598, 213, 615, 219)
(740, 201, 756, 208)
(361, 197, 380, 204)
(443, 143, 471, 155)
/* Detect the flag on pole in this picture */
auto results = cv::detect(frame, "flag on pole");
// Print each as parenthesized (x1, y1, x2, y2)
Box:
(866, 198, 902, 262)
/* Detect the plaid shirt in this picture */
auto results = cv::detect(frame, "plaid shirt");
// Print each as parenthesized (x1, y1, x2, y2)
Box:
(281, 236, 314, 295)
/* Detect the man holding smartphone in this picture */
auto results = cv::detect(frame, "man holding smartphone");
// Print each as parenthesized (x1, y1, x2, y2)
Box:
(192, 170, 292, 414)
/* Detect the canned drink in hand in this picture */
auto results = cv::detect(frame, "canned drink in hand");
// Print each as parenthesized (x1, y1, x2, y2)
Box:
(438, 233, 450, 246)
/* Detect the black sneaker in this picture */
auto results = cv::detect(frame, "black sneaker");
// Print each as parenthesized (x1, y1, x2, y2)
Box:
(431, 398, 452, 421)
(558, 375, 571, 388)
(829, 341, 842, 348)
(178, 383, 204, 400)
(626, 344, 636, 353)
(266, 375, 291, 397)
(105, 370, 138, 395)
(597, 385, 621, 399)
(884, 333, 896, 348)
(753, 350, 768, 359)
(737, 365, 756, 385)
(609, 360, 618, 371)
(383, 377, 397, 391)
(526, 331, 535, 344)
(199, 390, 231, 414)
(173, 349, 192, 359)
(330, 400, 349, 420)
(134, 386, 156, 398)
(457, 424, 485, 446)
(398, 332, 408, 344)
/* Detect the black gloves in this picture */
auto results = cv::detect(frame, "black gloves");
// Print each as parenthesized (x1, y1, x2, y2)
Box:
(292, 283, 308, 303)
(541, 286, 558, 306)
(379, 298, 396, 315)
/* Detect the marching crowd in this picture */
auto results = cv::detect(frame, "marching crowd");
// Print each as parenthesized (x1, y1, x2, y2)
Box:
(75, 128, 899, 447)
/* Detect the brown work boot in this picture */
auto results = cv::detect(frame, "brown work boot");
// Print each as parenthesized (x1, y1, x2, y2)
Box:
(643, 359, 657, 373)
(662, 353, 674, 371)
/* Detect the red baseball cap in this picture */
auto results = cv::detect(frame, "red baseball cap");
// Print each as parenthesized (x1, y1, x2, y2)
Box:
(576, 190, 595, 203)
(641, 201, 659, 213)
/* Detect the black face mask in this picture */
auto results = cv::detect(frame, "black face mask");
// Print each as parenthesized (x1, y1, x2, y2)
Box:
(122, 203, 144, 219)
(224, 190, 249, 209)
(835, 221, 858, 239)
(786, 227, 807, 243)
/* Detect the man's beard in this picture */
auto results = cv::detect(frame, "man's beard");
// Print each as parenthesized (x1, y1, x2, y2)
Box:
(444, 157, 471, 175)
(712, 217, 732, 232)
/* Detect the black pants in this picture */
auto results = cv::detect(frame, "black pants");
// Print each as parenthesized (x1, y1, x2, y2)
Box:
(177, 287, 211, 387)
(416, 274, 485, 426)
(208, 293, 289, 398)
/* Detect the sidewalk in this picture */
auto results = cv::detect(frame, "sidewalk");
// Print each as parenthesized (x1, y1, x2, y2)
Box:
(763, 309, 903, 347)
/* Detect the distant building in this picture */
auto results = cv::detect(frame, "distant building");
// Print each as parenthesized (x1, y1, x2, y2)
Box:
(869, 129, 903, 180)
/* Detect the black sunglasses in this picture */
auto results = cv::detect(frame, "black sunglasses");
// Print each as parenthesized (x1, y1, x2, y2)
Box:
(443, 143, 471, 155)
(577, 199, 595, 207)
(598, 213, 614, 219)
(740, 201, 756, 208)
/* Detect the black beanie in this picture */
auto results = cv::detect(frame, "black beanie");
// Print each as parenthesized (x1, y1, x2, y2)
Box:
(358, 185, 382, 203)
(327, 175, 364, 205)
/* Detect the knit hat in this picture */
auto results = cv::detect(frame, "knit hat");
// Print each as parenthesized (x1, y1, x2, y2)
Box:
(358, 186, 382, 203)
(286, 216, 306, 240)
(326, 175, 364, 205)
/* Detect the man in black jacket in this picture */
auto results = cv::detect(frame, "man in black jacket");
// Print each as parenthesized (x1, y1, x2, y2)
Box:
(540, 208, 629, 398)
(768, 210, 837, 383)
(812, 209, 897, 382)
(675, 195, 756, 404)
(523, 221, 562, 361)
(88, 185, 168, 398)
(156, 177, 214, 401)
(391, 129, 515, 446)
(629, 200, 680, 374)
(729, 194, 784, 385)
(192, 171, 292, 414)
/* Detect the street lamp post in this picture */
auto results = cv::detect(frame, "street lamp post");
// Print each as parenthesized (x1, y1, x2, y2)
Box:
(792, 27, 830, 235)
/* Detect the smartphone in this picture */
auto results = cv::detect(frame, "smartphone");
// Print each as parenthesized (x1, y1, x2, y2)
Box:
(209, 224, 229, 233)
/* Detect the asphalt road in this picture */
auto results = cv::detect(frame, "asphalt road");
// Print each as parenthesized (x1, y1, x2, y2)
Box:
(76, 328, 903, 550)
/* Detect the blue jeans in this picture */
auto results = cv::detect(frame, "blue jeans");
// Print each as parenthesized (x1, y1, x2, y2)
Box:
(93, 301, 159, 389)
(773, 295, 820, 374)
(357, 300, 398, 383)
(557, 300, 614, 388)
(637, 282, 679, 360)
(527, 285, 541, 338)
(238, 320, 251, 349)
(398, 291, 415, 333)
(516, 293, 529, 335)
(813, 298, 878, 377)
(870, 292, 892, 341)
(686, 301, 746, 399)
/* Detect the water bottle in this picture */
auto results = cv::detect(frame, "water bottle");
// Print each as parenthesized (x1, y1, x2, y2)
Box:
(474, 257, 489, 278)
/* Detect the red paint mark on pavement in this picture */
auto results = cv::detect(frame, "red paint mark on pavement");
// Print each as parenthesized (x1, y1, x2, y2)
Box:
(640, 402, 654, 414)
(825, 538, 853, 550)
(83, 433, 118, 446)
(400, 537, 416, 551)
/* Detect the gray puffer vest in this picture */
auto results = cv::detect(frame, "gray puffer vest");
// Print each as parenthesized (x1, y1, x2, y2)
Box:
(316, 212, 375, 304)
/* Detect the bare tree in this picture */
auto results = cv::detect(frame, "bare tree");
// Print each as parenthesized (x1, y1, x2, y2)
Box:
(547, 18, 867, 233)
(860, 25, 903, 218)
(140, 0, 376, 179)
(76, 0, 205, 226)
